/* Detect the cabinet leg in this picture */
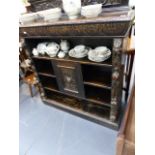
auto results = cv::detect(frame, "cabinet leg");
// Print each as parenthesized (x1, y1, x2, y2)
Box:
(28, 84, 33, 97)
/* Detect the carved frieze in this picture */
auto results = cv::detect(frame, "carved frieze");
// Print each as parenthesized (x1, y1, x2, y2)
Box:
(20, 22, 130, 37)
(82, 0, 123, 6)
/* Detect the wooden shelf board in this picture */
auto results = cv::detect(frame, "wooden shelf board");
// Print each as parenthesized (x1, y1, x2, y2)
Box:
(44, 86, 111, 108)
(38, 72, 56, 78)
(43, 97, 118, 130)
(86, 98, 111, 107)
(32, 56, 112, 67)
(84, 81, 111, 90)
(44, 86, 59, 93)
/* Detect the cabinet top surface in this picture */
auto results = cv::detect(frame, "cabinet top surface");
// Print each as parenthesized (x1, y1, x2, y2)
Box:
(20, 7, 134, 28)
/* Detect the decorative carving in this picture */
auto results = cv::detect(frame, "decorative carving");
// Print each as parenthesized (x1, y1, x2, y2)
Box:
(20, 22, 130, 37)
(82, 0, 122, 6)
(112, 71, 119, 80)
(28, 0, 62, 11)
(60, 67, 78, 92)
(113, 38, 122, 48)
(52, 61, 85, 98)
(110, 38, 123, 122)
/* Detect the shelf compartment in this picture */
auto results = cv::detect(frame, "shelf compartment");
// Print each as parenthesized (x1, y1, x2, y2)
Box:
(44, 89, 84, 110)
(33, 59, 55, 76)
(44, 89, 110, 120)
(83, 101, 110, 119)
(82, 64, 112, 89)
(38, 75, 58, 91)
(44, 86, 111, 108)
(28, 37, 113, 67)
(84, 85, 111, 105)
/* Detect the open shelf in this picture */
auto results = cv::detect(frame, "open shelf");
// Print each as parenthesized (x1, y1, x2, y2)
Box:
(38, 75, 58, 91)
(38, 72, 56, 78)
(82, 64, 112, 90)
(44, 89, 111, 120)
(33, 59, 55, 76)
(44, 86, 111, 108)
(27, 37, 113, 67)
(84, 85, 111, 106)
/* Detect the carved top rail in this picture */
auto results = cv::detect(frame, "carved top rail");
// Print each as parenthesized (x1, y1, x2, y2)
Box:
(19, 8, 134, 38)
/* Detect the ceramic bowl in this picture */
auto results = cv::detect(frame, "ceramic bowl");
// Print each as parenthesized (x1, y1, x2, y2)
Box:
(38, 8, 62, 22)
(81, 4, 102, 18)
(20, 12, 38, 24)
(58, 51, 66, 58)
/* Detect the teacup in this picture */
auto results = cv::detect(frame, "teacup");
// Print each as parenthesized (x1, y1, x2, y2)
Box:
(74, 45, 86, 53)
(37, 42, 48, 55)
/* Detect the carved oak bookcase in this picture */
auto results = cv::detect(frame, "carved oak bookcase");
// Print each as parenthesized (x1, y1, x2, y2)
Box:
(20, 6, 134, 130)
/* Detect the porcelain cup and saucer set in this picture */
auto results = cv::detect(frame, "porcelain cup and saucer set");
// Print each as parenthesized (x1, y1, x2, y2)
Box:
(69, 45, 91, 58)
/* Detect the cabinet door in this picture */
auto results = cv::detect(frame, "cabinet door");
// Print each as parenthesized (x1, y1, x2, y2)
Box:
(52, 60, 85, 98)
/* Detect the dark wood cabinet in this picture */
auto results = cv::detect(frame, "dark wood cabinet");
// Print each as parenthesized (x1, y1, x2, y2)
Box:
(20, 7, 134, 130)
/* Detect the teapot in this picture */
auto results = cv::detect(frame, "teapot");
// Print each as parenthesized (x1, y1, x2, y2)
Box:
(37, 42, 48, 55)
(46, 42, 60, 57)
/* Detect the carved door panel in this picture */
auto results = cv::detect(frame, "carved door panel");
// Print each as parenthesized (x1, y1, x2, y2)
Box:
(52, 60, 85, 98)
